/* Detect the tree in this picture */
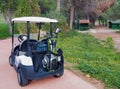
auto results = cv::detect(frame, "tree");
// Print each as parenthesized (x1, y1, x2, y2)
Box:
(56, 0, 61, 12)
(0, 0, 18, 35)
(85, 0, 116, 25)
(62, 0, 77, 29)
(0, 0, 40, 34)
(38, 0, 56, 14)
(102, 0, 120, 20)
(62, 0, 116, 29)
(15, 0, 40, 17)
(15, 0, 40, 33)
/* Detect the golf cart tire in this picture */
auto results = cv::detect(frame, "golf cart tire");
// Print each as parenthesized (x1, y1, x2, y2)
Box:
(17, 69, 29, 86)
(9, 56, 13, 67)
(54, 72, 63, 78)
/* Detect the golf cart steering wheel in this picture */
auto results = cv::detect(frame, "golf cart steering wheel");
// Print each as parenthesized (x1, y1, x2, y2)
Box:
(18, 35, 27, 42)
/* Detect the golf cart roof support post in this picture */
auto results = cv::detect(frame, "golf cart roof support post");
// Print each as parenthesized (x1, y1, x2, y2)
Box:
(12, 21, 14, 52)
(26, 21, 31, 56)
(50, 22, 52, 37)
(38, 23, 41, 40)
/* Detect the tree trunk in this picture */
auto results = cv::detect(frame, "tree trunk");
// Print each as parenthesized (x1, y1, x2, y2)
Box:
(4, 9, 12, 35)
(70, 5, 74, 29)
(56, 0, 60, 12)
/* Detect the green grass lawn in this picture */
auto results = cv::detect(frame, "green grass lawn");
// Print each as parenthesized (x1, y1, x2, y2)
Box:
(58, 30, 120, 89)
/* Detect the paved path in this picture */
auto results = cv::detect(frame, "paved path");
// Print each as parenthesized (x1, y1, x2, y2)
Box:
(0, 39, 97, 89)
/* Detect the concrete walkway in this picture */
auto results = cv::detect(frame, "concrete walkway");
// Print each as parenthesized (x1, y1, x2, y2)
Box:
(0, 39, 97, 89)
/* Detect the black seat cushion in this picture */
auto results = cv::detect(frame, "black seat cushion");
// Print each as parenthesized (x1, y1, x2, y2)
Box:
(19, 39, 37, 52)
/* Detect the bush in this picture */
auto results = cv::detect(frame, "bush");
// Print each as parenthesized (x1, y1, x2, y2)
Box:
(16, 23, 38, 34)
(42, 11, 69, 32)
(0, 23, 10, 39)
(104, 37, 114, 49)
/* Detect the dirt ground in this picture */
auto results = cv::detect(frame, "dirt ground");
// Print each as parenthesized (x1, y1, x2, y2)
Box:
(90, 26, 120, 51)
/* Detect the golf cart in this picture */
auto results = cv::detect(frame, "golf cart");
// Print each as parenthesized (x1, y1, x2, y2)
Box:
(9, 17, 64, 86)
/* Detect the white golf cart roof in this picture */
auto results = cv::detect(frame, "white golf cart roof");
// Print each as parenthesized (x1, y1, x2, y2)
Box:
(12, 17, 58, 23)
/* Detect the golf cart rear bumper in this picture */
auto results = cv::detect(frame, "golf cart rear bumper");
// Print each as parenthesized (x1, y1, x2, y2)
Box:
(20, 64, 64, 80)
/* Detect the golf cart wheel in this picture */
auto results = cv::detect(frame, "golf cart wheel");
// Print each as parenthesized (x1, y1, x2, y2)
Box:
(54, 72, 63, 78)
(9, 56, 13, 67)
(17, 69, 29, 86)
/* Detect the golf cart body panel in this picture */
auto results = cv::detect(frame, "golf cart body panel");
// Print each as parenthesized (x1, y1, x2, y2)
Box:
(20, 57, 64, 80)
(9, 17, 64, 86)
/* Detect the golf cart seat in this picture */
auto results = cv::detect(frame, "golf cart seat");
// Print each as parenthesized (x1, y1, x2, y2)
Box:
(20, 39, 37, 52)
(32, 39, 48, 53)
(19, 39, 48, 53)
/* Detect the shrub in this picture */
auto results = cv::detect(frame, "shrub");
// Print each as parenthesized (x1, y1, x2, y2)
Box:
(42, 11, 69, 32)
(104, 37, 114, 49)
(0, 23, 10, 39)
(16, 23, 38, 34)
